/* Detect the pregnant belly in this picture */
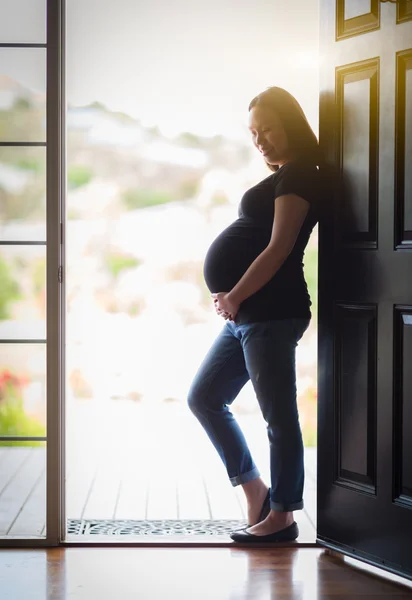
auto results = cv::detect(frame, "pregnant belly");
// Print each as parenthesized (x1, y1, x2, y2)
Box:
(203, 222, 269, 292)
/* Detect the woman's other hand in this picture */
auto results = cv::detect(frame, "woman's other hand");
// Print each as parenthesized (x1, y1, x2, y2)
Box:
(212, 292, 239, 321)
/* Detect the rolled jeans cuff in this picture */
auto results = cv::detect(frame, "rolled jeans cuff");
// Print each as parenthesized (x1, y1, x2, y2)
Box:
(270, 500, 304, 512)
(229, 467, 260, 487)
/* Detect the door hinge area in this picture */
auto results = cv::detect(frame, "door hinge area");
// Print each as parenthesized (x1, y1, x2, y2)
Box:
(58, 265, 63, 283)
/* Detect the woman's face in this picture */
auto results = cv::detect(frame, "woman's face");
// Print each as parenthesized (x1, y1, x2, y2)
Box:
(248, 105, 291, 167)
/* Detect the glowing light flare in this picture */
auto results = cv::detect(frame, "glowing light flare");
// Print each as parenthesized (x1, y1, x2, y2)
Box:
(296, 50, 323, 69)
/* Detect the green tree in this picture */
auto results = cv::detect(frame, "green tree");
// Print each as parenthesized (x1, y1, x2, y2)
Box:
(176, 131, 203, 148)
(121, 188, 176, 210)
(0, 257, 21, 319)
(178, 177, 200, 199)
(0, 377, 45, 445)
(67, 164, 94, 190)
(15, 155, 43, 172)
(32, 257, 46, 295)
(14, 97, 32, 110)
(105, 253, 141, 279)
(87, 101, 108, 112)
(0, 182, 45, 222)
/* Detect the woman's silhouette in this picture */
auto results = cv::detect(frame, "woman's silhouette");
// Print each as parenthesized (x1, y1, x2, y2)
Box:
(188, 86, 327, 543)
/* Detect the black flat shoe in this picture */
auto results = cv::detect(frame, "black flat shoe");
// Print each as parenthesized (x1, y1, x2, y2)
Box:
(230, 521, 299, 544)
(247, 488, 271, 527)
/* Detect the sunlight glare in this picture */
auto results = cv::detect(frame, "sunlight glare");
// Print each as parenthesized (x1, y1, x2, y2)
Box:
(296, 50, 322, 69)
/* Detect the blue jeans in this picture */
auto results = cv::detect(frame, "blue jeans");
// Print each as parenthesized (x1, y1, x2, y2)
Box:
(187, 317, 310, 512)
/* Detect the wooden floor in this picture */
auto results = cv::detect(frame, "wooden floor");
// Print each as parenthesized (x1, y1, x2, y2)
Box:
(0, 405, 316, 539)
(0, 446, 46, 538)
(1, 547, 412, 599)
(0, 444, 316, 540)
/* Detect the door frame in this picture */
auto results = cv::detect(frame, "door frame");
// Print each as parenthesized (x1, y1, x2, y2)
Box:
(0, 0, 65, 548)
(316, 0, 412, 584)
(46, 0, 66, 547)
(5, 9, 410, 592)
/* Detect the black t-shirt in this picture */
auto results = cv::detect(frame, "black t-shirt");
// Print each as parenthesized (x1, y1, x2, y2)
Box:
(203, 159, 323, 324)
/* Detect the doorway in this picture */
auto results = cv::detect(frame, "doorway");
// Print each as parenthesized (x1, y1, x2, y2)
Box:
(62, 0, 320, 541)
(0, 0, 319, 543)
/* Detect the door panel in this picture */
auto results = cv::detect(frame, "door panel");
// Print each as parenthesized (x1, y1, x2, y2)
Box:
(393, 307, 412, 507)
(337, 0, 380, 39)
(335, 304, 377, 493)
(0, 0, 63, 545)
(395, 50, 412, 246)
(397, 0, 412, 24)
(337, 58, 379, 246)
(318, 0, 412, 580)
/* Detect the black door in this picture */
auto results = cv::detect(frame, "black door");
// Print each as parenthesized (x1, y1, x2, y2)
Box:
(317, 0, 412, 579)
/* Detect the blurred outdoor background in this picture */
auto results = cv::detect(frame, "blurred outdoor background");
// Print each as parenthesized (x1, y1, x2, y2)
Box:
(0, 0, 320, 523)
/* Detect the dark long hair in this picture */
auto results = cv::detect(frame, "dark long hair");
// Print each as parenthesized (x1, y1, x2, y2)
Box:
(249, 86, 324, 172)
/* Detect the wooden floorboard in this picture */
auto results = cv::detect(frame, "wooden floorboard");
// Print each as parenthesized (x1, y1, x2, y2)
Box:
(0, 449, 45, 535)
(113, 457, 150, 520)
(8, 470, 46, 537)
(1, 547, 411, 600)
(0, 448, 32, 498)
(1, 443, 317, 539)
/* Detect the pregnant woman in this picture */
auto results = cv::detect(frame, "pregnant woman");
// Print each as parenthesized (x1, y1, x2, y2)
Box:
(188, 86, 327, 543)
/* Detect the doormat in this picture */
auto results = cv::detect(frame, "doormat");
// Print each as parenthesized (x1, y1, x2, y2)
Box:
(67, 519, 247, 536)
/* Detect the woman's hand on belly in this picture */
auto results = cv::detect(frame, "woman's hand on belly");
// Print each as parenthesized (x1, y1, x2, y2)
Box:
(212, 292, 239, 322)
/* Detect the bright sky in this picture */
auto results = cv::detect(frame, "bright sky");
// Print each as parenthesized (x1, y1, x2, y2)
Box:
(0, 1, 320, 139)
(65, 0, 320, 139)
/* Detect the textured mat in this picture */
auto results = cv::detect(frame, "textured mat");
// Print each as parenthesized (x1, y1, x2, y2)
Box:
(67, 519, 247, 536)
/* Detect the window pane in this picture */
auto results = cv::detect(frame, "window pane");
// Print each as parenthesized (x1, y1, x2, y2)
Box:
(0, 245, 46, 340)
(0, 343, 46, 438)
(0, 147, 46, 241)
(0, 0, 46, 44)
(0, 441, 46, 537)
(0, 48, 46, 142)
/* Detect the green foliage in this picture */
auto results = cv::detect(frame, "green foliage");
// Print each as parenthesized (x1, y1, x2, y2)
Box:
(0, 147, 46, 221)
(147, 125, 162, 139)
(14, 97, 32, 111)
(302, 424, 317, 447)
(0, 257, 21, 319)
(178, 178, 200, 199)
(211, 191, 229, 207)
(0, 97, 44, 141)
(15, 156, 43, 173)
(32, 257, 46, 295)
(0, 398, 45, 446)
(0, 185, 45, 221)
(67, 164, 94, 190)
(0, 146, 44, 173)
(112, 110, 136, 125)
(298, 386, 318, 448)
(210, 134, 225, 147)
(176, 131, 203, 148)
(303, 246, 318, 320)
(121, 188, 176, 210)
(87, 101, 108, 112)
(105, 253, 141, 279)
(67, 208, 81, 220)
(0, 379, 45, 446)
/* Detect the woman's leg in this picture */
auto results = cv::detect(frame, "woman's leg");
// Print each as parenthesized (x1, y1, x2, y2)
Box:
(239, 318, 310, 534)
(187, 322, 260, 489)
